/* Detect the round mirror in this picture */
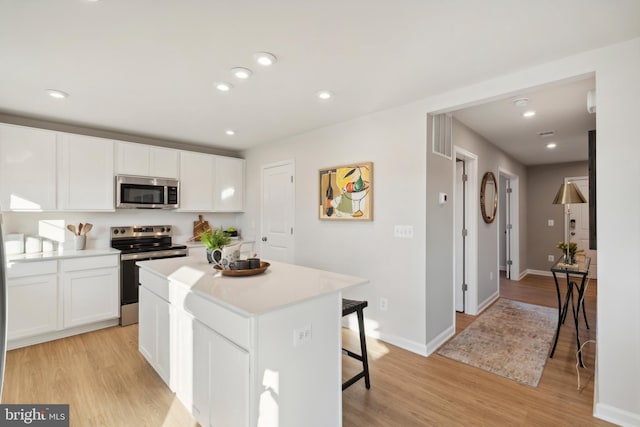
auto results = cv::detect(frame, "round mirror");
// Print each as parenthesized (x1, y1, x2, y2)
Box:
(480, 171, 498, 224)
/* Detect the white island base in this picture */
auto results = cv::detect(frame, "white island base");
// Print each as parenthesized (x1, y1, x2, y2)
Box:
(137, 256, 369, 427)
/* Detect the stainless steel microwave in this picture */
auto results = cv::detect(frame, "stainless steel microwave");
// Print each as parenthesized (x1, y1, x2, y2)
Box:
(116, 175, 179, 209)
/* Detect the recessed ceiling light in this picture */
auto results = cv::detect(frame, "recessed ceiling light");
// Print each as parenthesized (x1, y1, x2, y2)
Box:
(316, 90, 333, 100)
(546, 142, 557, 149)
(225, 130, 235, 136)
(512, 97, 529, 108)
(231, 67, 252, 79)
(46, 89, 69, 99)
(254, 52, 277, 67)
(214, 82, 233, 92)
(522, 110, 536, 118)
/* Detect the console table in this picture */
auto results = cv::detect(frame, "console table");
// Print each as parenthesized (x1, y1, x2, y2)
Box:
(549, 256, 591, 367)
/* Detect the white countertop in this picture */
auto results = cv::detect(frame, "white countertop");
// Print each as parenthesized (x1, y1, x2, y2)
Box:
(7, 248, 121, 263)
(137, 255, 368, 316)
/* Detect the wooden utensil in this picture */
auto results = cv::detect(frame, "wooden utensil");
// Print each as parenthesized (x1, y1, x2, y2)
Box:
(67, 224, 77, 235)
(83, 223, 93, 235)
(78, 223, 83, 236)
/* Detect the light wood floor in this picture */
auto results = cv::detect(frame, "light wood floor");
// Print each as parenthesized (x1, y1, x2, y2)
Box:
(342, 272, 608, 426)
(1, 273, 608, 426)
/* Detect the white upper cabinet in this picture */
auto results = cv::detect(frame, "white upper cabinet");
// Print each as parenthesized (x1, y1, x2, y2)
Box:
(116, 142, 179, 179)
(213, 156, 245, 212)
(0, 124, 57, 211)
(59, 133, 115, 211)
(178, 151, 215, 212)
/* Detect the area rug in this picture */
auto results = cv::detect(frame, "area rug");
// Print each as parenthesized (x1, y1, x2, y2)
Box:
(437, 298, 556, 387)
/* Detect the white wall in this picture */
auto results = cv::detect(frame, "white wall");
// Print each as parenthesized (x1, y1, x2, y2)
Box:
(241, 103, 428, 353)
(241, 37, 640, 424)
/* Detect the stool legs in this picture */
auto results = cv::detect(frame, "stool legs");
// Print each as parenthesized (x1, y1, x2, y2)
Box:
(342, 304, 371, 390)
(356, 307, 371, 389)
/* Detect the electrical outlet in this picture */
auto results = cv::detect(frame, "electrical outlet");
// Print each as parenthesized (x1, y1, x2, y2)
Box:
(548, 219, 554, 227)
(379, 297, 388, 311)
(394, 225, 414, 239)
(548, 255, 555, 262)
(293, 324, 312, 347)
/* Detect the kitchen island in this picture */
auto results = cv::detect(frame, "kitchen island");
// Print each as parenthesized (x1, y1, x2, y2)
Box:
(136, 255, 368, 427)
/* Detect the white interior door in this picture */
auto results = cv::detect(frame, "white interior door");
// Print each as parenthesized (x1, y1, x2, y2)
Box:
(567, 177, 597, 278)
(454, 160, 466, 312)
(261, 161, 295, 263)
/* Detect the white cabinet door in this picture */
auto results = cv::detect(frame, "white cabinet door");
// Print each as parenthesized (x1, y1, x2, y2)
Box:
(192, 320, 249, 427)
(59, 133, 115, 211)
(213, 156, 245, 212)
(139, 285, 171, 386)
(116, 142, 150, 177)
(178, 151, 215, 212)
(7, 275, 58, 340)
(62, 267, 119, 328)
(174, 303, 194, 408)
(116, 142, 179, 179)
(149, 147, 179, 179)
(0, 124, 57, 211)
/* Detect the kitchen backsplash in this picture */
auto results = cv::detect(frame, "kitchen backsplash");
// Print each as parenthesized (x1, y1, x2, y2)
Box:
(2, 211, 239, 251)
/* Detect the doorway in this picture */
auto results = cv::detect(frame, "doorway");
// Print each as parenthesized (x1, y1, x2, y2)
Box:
(260, 160, 295, 263)
(498, 168, 520, 281)
(453, 147, 478, 314)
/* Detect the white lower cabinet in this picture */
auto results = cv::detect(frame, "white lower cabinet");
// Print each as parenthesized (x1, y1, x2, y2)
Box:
(192, 319, 249, 427)
(6, 255, 120, 349)
(139, 285, 171, 386)
(62, 267, 119, 328)
(7, 274, 58, 340)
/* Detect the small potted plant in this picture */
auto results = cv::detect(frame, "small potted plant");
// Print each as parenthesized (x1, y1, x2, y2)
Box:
(200, 227, 231, 264)
(556, 241, 583, 264)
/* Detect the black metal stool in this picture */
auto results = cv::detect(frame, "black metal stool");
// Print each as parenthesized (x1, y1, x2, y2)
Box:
(341, 298, 371, 390)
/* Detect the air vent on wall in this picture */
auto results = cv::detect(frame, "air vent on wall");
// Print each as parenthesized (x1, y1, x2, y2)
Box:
(432, 113, 452, 159)
(537, 130, 555, 138)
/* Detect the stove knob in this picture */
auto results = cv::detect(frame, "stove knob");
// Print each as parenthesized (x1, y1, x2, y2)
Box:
(160, 227, 166, 232)
(166, 227, 171, 232)
(120, 228, 126, 234)
(113, 229, 119, 235)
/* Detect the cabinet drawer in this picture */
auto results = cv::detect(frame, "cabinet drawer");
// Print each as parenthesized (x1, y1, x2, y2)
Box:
(62, 255, 119, 272)
(185, 292, 251, 350)
(6, 260, 57, 279)
(139, 268, 170, 302)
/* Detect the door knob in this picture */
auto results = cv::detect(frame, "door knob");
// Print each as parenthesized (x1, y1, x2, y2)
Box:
(571, 232, 576, 236)
(262, 236, 267, 242)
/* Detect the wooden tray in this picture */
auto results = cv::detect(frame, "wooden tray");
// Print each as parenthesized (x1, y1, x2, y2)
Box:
(214, 261, 270, 277)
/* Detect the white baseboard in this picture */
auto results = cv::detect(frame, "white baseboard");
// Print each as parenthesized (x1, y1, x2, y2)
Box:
(377, 331, 428, 356)
(594, 402, 640, 427)
(343, 322, 428, 356)
(8, 318, 119, 350)
(477, 291, 499, 314)
(425, 324, 455, 355)
(522, 269, 554, 278)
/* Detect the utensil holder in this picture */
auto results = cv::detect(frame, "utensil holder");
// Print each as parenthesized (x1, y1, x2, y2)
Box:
(74, 235, 86, 250)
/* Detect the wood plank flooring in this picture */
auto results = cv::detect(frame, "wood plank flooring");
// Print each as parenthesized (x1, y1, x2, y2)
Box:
(1, 272, 608, 426)
(342, 272, 607, 426)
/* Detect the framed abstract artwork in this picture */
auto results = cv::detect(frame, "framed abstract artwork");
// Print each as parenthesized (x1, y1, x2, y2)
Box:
(319, 162, 373, 221)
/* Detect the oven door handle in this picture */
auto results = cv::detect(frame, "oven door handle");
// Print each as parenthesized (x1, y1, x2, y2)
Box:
(120, 249, 188, 261)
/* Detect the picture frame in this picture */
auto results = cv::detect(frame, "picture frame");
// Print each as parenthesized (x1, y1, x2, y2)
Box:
(319, 162, 373, 221)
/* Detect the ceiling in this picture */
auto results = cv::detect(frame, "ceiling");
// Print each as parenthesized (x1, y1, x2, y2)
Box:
(453, 77, 596, 165)
(0, 1, 638, 152)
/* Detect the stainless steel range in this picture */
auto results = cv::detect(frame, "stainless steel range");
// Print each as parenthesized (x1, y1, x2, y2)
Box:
(111, 225, 188, 326)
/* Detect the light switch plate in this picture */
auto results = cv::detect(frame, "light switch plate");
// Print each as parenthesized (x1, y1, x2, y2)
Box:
(394, 225, 414, 238)
(548, 219, 554, 227)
